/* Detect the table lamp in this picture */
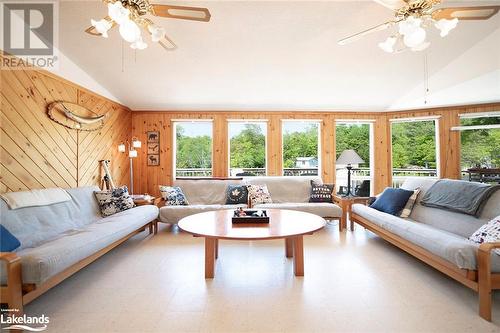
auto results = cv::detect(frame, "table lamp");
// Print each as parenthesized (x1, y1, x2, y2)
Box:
(336, 149, 364, 197)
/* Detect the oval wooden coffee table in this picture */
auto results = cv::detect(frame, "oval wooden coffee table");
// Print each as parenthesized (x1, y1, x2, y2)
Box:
(178, 209, 326, 278)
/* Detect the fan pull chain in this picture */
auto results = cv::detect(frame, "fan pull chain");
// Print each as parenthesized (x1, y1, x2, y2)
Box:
(424, 53, 429, 105)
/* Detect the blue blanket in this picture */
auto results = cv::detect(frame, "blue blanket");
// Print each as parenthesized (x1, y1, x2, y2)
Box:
(420, 179, 499, 216)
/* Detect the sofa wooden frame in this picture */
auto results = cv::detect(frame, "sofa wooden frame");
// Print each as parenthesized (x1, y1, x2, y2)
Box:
(351, 212, 500, 321)
(0, 220, 157, 317)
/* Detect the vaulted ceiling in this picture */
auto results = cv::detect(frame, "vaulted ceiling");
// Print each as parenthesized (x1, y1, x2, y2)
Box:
(58, 0, 500, 111)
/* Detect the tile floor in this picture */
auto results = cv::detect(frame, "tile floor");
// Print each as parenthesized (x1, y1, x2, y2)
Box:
(22, 222, 500, 332)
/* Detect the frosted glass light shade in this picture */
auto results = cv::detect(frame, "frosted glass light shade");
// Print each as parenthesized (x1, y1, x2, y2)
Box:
(129, 150, 138, 158)
(378, 36, 396, 53)
(119, 19, 141, 43)
(435, 18, 458, 37)
(108, 1, 130, 24)
(131, 37, 148, 50)
(148, 25, 166, 43)
(132, 139, 142, 148)
(91, 19, 112, 38)
(403, 27, 426, 48)
(118, 143, 126, 152)
(398, 16, 422, 35)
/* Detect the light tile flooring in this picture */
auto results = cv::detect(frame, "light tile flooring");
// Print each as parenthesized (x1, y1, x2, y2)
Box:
(24, 222, 500, 332)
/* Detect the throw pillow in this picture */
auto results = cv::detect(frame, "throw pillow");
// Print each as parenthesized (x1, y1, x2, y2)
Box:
(0, 224, 21, 252)
(399, 188, 421, 218)
(225, 184, 248, 205)
(370, 187, 415, 216)
(159, 186, 189, 206)
(309, 180, 334, 203)
(247, 184, 272, 206)
(94, 186, 135, 217)
(469, 216, 500, 255)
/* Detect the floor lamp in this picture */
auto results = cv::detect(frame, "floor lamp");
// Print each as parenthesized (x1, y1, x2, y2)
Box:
(118, 138, 141, 195)
(336, 149, 364, 197)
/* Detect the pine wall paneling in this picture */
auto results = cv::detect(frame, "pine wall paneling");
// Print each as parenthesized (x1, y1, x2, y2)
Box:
(0, 64, 131, 192)
(131, 103, 500, 197)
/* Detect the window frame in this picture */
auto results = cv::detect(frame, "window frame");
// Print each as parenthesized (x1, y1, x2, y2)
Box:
(227, 119, 268, 177)
(172, 119, 214, 179)
(281, 119, 322, 177)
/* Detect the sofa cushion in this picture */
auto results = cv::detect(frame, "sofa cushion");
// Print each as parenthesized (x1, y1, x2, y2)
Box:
(254, 203, 342, 218)
(225, 184, 248, 205)
(247, 184, 273, 206)
(0, 186, 101, 251)
(399, 188, 420, 218)
(370, 187, 414, 216)
(351, 204, 500, 272)
(309, 180, 334, 203)
(0, 205, 158, 285)
(173, 179, 243, 205)
(94, 186, 135, 217)
(0, 225, 20, 252)
(400, 178, 497, 238)
(159, 186, 189, 206)
(159, 204, 246, 224)
(244, 176, 322, 203)
(469, 215, 500, 255)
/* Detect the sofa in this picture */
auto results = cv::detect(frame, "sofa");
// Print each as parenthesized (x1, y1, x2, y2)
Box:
(0, 186, 159, 314)
(158, 176, 342, 227)
(350, 178, 500, 321)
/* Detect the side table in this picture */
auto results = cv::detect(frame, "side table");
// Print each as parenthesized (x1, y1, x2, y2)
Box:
(133, 195, 158, 234)
(332, 195, 370, 231)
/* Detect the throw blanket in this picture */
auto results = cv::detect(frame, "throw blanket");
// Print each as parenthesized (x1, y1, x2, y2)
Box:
(420, 179, 499, 216)
(0, 188, 71, 210)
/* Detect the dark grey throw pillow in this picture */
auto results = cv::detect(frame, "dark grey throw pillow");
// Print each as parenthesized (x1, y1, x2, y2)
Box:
(309, 180, 334, 203)
(225, 185, 248, 205)
(94, 186, 135, 217)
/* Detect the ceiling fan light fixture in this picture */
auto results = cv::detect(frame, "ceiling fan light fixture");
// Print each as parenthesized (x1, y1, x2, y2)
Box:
(378, 36, 397, 53)
(91, 19, 112, 38)
(108, 1, 130, 25)
(119, 18, 141, 43)
(398, 16, 422, 35)
(411, 41, 431, 52)
(148, 24, 166, 42)
(434, 18, 459, 37)
(131, 36, 148, 50)
(403, 27, 426, 48)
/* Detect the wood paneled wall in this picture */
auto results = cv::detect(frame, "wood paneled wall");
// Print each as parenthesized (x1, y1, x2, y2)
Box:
(131, 103, 499, 197)
(1, 63, 131, 192)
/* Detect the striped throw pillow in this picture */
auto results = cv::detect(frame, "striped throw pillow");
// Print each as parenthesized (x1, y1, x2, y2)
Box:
(399, 188, 421, 218)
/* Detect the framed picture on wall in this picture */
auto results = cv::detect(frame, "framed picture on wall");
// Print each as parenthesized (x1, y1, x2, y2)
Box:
(147, 131, 159, 143)
(147, 142, 159, 154)
(147, 154, 160, 166)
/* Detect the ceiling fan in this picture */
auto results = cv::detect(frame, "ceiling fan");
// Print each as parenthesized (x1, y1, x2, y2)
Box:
(85, 0, 211, 51)
(338, 0, 500, 53)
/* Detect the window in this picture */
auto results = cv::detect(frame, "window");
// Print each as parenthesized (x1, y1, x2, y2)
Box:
(335, 122, 374, 195)
(228, 121, 267, 176)
(173, 121, 213, 177)
(391, 118, 439, 187)
(282, 121, 320, 176)
(458, 113, 500, 183)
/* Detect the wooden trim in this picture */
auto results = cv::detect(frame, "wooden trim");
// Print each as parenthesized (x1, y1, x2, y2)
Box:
(174, 177, 243, 181)
(478, 242, 500, 321)
(350, 213, 479, 291)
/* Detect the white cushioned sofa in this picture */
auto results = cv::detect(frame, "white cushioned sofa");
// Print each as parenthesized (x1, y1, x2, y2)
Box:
(0, 186, 159, 314)
(350, 178, 500, 321)
(158, 176, 342, 225)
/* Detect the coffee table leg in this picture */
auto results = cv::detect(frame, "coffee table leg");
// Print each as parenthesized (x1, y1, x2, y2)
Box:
(293, 236, 304, 276)
(285, 238, 293, 258)
(205, 238, 216, 278)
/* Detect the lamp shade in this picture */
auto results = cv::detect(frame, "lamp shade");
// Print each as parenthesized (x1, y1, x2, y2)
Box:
(336, 149, 364, 165)
(132, 138, 141, 148)
(129, 150, 138, 158)
(118, 143, 126, 153)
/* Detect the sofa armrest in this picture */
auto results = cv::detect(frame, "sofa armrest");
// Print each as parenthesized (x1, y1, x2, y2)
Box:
(478, 242, 500, 320)
(478, 242, 500, 254)
(0, 252, 23, 311)
(0, 252, 21, 264)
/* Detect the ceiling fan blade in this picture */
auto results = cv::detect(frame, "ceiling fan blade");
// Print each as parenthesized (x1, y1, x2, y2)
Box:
(158, 35, 178, 51)
(432, 6, 500, 20)
(372, 0, 406, 10)
(151, 4, 211, 22)
(84, 16, 116, 36)
(338, 21, 396, 45)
